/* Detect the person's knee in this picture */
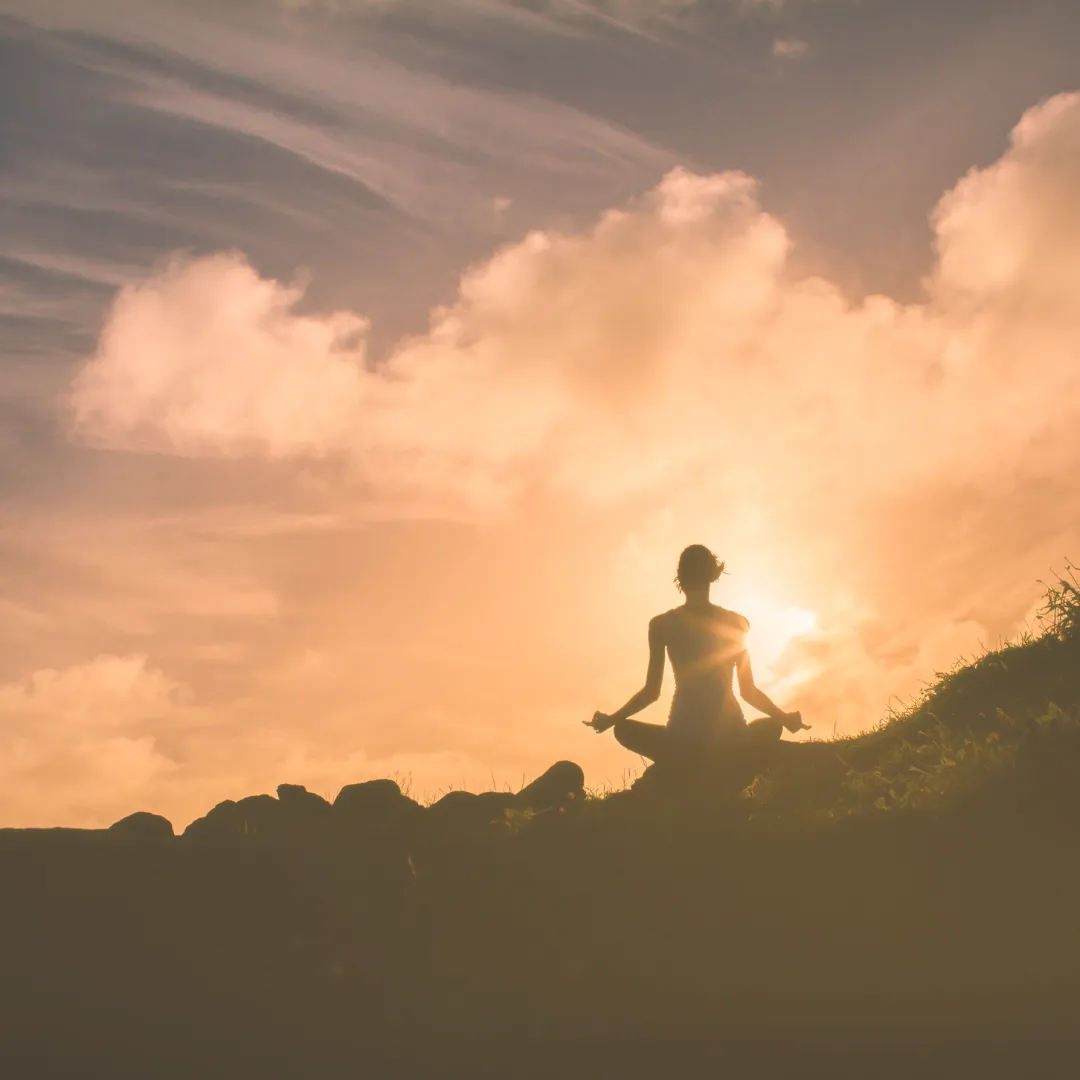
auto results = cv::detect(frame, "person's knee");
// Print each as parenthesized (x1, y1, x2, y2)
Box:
(614, 719, 669, 762)
(613, 718, 649, 755)
(747, 717, 783, 744)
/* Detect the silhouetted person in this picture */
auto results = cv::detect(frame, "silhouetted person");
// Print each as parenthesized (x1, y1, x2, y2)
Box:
(586, 544, 808, 763)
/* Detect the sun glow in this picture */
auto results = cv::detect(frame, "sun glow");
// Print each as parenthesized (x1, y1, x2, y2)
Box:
(615, 536, 820, 691)
(726, 588, 818, 675)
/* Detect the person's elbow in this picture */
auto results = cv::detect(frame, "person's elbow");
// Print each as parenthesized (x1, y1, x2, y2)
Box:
(642, 682, 662, 705)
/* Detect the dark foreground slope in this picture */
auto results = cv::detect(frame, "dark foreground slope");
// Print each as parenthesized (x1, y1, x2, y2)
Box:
(2, 579, 1079, 1079)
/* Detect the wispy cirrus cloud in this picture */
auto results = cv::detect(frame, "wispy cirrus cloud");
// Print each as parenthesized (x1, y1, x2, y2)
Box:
(772, 37, 808, 58)
(7, 2, 672, 217)
(0, 1, 673, 361)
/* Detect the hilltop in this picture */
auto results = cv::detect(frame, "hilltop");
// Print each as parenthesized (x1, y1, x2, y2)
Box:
(1, 570, 1078, 1078)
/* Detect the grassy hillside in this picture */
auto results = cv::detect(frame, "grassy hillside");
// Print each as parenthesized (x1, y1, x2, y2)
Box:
(2, 570, 1078, 1079)
(741, 564, 1080, 822)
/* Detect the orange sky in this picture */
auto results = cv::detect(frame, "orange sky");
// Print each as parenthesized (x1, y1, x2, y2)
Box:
(2, 3, 1080, 827)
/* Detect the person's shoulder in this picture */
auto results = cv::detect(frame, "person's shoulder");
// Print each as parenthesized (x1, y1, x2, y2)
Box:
(650, 610, 675, 626)
(718, 607, 750, 632)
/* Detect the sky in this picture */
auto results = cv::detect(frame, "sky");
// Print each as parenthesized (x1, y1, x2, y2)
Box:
(1, 0, 1079, 828)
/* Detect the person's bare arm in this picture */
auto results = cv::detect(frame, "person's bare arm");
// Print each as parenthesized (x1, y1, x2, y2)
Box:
(586, 616, 665, 732)
(736, 649, 791, 721)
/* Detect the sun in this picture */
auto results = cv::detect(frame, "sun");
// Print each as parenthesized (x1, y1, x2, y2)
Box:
(615, 537, 819, 687)
(725, 586, 818, 674)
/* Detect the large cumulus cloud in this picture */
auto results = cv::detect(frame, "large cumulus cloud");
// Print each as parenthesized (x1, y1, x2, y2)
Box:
(71, 94, 1080, 508)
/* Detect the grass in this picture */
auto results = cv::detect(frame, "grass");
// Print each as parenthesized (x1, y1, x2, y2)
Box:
(734, 563, 1080, 824)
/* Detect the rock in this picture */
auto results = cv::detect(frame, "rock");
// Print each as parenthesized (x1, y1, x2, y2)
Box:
(629, 762, 667, 796)
(426, 790, 515, 828)
(234, 794, 282, 836)
(240, 794, 285, 836)
(273, 784, 333, 838)
(182, 798, 236, 842)
(182, 794, 282, 842)
(277, 783, 332, 818)
(108, 811, 174, 842)
(333, 779, 420, 827)
(514, 761, 585, 813)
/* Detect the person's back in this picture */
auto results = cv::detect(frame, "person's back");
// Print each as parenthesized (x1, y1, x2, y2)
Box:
(663, 604, 749, 738)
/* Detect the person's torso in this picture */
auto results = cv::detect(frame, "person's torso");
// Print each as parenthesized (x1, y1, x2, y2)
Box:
(662, 604, 749, 735)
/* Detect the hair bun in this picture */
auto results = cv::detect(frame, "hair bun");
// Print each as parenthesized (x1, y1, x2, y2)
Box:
(675, 544, 725, 591)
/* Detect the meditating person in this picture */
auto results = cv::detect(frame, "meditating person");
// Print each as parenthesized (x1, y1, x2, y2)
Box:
(585, 544, 808, 763)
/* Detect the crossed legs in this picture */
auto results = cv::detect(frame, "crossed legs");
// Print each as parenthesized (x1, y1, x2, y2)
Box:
(613, 716, 784, 764)
(612, 718, 672, 762)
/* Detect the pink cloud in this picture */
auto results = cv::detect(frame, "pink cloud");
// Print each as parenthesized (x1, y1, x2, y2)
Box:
(69, 96, 1080, 513)
(0, 655, 180, 828)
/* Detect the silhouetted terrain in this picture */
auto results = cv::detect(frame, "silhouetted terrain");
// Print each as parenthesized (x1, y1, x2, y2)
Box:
(2, 575, 1078, 1079)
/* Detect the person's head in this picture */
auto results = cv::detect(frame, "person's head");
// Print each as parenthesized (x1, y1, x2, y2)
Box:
(675, 544, 726, 595)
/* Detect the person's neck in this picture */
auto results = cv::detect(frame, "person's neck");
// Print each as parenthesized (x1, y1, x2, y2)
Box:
(682, 587, 711, 609)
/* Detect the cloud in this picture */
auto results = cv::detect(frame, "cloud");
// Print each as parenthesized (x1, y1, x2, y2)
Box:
(65, 93, 1080, 766)
(260, 0, 787, 38)
(0, 655, 181, 828)
(71, 93, 1080, 510)
(70, 255, 371, 460)
(0, 644, 587, 828)
(772, 38, 808, 58)
(8, 1, 669, 219)
(932, 92, 1080, 307)
(272, 0, 704, 21)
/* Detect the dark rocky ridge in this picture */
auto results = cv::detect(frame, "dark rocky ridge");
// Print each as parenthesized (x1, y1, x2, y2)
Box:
(131, 759, 587, 844)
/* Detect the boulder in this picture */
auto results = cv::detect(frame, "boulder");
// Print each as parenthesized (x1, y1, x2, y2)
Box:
(182, 798, 236, 842)
(233, 794, 282, 836)
(277, 783, 332, 819)
(425, 790, 516, 828)
(234, 794, 284, 836)
(333, 779, 421, 827)
(108, 811, 174, 842)
(513, 761, 586, 813)
(182, 793, 282, 842)
(277, 782, 328, 806)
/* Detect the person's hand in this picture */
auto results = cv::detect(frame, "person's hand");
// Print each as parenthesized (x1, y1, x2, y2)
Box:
(781, 710, 810, 734)
(585, 711, 616, 733)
